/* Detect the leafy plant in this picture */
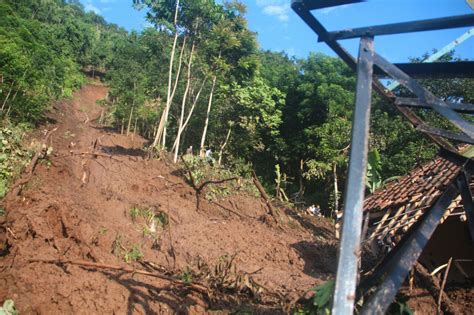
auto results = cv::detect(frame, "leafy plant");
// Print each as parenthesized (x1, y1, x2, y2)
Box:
(296, 280, 334, 315)
(0, 124, 33, 198)
(124, 244, 143, 263)
(0, 299, 18, 315)
(366, 149, 383, 194)
(180, 266, 194, 284)
(129, 207, 142, 223)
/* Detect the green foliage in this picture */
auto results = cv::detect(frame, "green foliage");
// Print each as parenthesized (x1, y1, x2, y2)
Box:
(124, 244, 144, 263)
(180, 266, 194, 284)
(0, 0, 127, 124)
(366, 149, 382, 193)
(0, 299, 18, 315)
(182, 154, 258, 199)
(0, 123, 33, 198)
(295, 280, 334, 315)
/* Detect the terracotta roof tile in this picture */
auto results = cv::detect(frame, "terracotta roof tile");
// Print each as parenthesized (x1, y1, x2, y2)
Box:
(364, 155, 461, 213)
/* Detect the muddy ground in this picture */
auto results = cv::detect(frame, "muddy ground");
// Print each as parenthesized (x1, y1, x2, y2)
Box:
(0, 83, 472, 314)
(0, 84, 338, 314)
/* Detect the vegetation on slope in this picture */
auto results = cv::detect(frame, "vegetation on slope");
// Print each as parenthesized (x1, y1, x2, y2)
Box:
(1, 0, 473, 212)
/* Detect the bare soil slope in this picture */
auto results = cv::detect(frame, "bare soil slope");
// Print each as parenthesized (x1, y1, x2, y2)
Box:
(0, 84, 336, 314)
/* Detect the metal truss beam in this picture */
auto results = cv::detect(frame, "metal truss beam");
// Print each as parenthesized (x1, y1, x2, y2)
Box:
(332, 36, 374, 315)
(456, 168, 474, 241)
(292, 2, 474, 313)
(321, 14, 474, 42)
(373, 52, 474, 140)
(416, 125, 474, 145)
(374, 61, 474, 78)
(395, 97, 474, 113)
(297, 0, 364, 10)
(291, 0, 458, 152)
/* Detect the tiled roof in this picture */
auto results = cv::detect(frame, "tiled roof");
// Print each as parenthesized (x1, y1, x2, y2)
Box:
(364, 155, 461, 213)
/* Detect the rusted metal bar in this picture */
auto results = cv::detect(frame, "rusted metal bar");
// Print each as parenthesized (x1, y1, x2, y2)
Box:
(416, 125, 474, 145)
(373, 52, 474, 140)
(321, 14, 474, 42)
(332, 36, 374, 315)
(396, 97, 474, 113)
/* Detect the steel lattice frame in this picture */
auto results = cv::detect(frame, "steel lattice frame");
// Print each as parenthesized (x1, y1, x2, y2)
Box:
(291, 1, 474, 313)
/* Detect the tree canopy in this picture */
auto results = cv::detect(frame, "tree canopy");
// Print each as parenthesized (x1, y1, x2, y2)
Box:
(2, 0, 472, 211)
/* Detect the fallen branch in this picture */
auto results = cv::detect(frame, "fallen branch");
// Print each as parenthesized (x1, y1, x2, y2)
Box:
(29, 259, 208, 294)
(180, 156, 238, 211)
(414, 262, 460, 314)
(437, 257, 453, 314)
(252, 171, 280, 225)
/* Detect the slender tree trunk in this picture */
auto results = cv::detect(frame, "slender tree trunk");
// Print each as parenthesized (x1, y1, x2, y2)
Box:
(5, 89, 19, 117)
(173, 41, 195, 163)
(171, 76, 207, 153)
(162, 35, 187, 147)
(218, 126, 232, 166)
(127, 82, 136, 136)
(199, 75, 217, 157)
(298, 159, 305, 199)
(333, 162, 339, 217)
(126, 107, 134, 136)
(153, 35, 186, 147)
(1, 80, 15, 112)
(152, 0, 181, 149)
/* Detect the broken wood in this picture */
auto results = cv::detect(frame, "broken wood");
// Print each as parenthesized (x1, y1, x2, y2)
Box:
(252, 170, 280, 225)
(438, 257, 453, 314)
(180, 156, 238, 211)
(29, 259, 208, 294)
(414, 262, 460, 315)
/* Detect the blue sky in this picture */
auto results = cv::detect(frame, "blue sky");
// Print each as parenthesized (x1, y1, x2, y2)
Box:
(80, 0, 473, 62)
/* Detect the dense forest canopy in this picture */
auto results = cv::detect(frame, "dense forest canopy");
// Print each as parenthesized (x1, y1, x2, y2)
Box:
(1, 0, 473, 211)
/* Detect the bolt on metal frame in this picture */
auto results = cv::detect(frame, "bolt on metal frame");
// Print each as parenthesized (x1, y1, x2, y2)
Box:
(291, 0, 474, 313)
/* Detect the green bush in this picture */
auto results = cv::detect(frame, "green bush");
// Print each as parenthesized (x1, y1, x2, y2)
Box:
(0, 122, 33, 198)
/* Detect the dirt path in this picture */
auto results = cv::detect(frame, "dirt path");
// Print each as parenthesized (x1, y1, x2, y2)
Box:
(0, 84, 336, 314)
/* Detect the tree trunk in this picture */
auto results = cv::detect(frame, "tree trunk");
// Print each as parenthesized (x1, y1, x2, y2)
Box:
(218, 125, 232, 166)
(1, 80, 15, 112)
(173, 41, 195, 163)
(199, 75, 217, 157)
(151, 0, 182, 149)
(298, 159, 306, 199)
(333, 162, 339, 217)
(171, 76, 207, 153)
(126, 82, 136, 136)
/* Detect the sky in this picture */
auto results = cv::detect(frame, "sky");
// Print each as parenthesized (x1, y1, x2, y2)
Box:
(79, 0, 474, 63)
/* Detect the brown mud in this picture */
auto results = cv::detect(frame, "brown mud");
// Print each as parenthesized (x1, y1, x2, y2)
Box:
(0, 84, 336, 314)
(0, 83, 471, 314)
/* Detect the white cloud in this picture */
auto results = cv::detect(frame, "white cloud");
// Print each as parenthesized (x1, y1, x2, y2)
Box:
(84, 2, 101, 14)
(256, 0, 290, 23)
